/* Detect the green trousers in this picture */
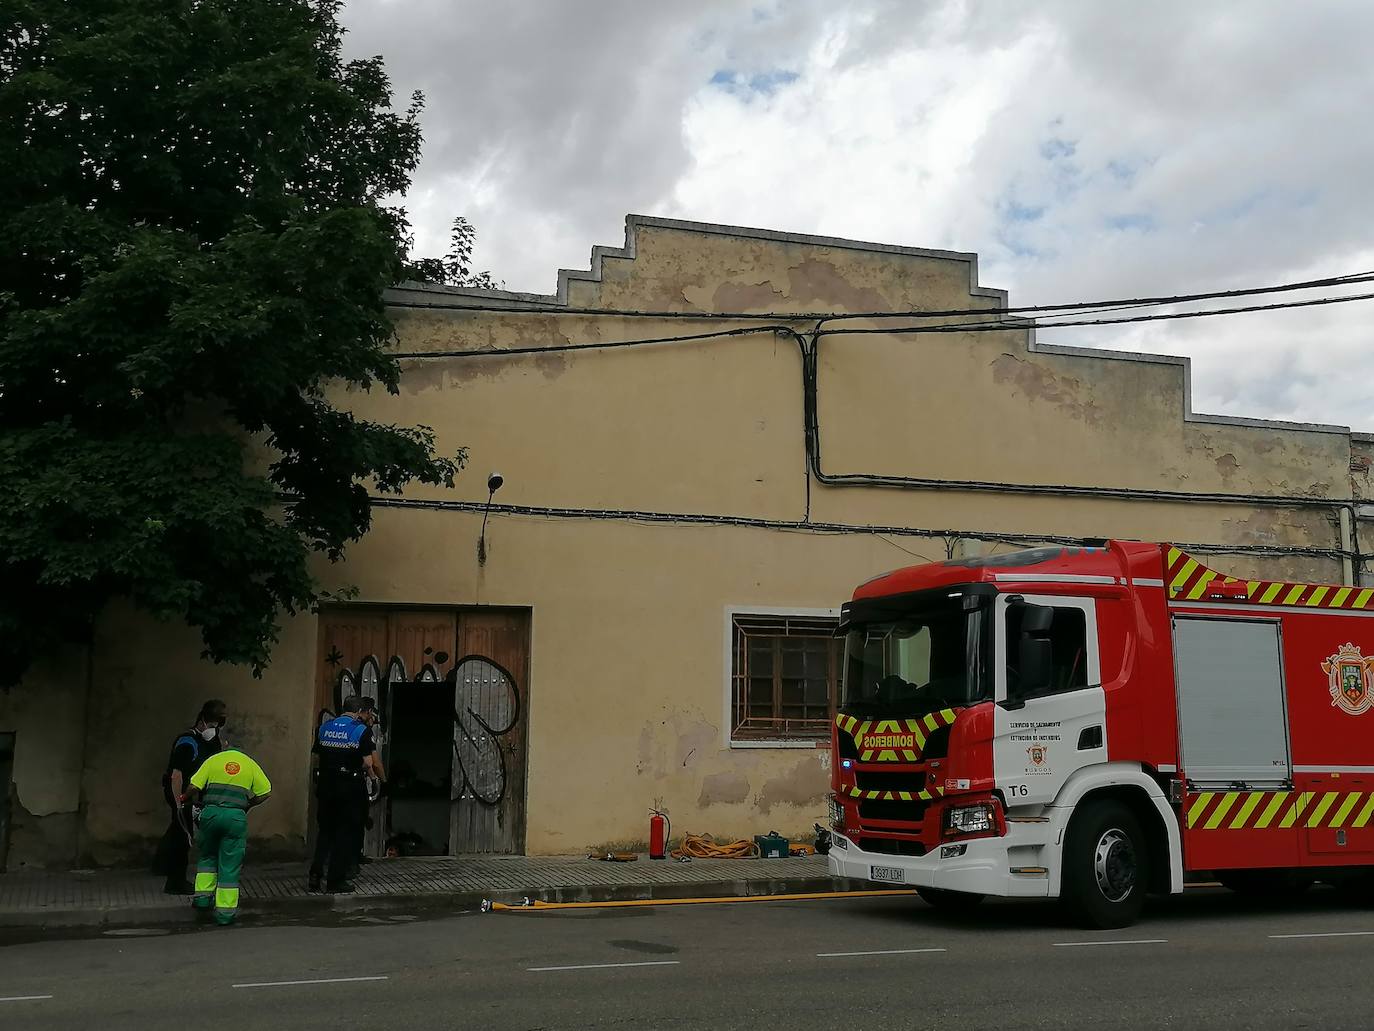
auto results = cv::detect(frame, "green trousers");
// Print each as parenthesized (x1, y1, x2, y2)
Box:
(193, 806, 247, 925)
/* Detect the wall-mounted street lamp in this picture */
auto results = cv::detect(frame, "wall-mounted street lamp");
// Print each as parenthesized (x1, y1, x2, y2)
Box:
(477, 472, 503, 567)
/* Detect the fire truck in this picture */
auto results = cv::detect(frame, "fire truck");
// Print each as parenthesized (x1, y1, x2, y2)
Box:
(826, 540, 1374, 927)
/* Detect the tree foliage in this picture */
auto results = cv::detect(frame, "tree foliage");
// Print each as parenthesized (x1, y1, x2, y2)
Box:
(405, 216, 503, 290)
(0, 0, 465, 687)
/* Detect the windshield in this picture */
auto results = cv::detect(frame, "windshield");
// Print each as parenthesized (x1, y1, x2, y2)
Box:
(840, 591, 990, 715)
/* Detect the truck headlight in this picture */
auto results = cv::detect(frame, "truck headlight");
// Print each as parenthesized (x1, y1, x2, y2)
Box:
(944, 803, 995, 837)
(828, 794, 845, 832)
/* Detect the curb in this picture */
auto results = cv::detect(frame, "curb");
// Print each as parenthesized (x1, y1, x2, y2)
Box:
(0, 876, 897, 931)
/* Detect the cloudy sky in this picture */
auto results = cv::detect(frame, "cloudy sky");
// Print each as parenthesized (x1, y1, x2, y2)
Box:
(341, 0, 1374, 430)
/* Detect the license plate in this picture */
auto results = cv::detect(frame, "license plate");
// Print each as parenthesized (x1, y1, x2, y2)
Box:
(871, 865, 905, 883)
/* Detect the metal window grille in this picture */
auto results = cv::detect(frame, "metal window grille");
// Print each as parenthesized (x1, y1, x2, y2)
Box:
(731, 615, 840, 741)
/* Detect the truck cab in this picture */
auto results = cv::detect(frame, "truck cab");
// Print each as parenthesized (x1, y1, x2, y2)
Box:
(829, 542, 1179, 927)
(828, 539, 1374, 927)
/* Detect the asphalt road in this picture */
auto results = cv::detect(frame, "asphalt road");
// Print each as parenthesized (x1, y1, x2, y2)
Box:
(3, 888, 1373, 1030)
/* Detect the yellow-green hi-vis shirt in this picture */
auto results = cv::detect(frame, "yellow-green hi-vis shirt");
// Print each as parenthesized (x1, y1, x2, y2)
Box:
(190, 749, 272, 809)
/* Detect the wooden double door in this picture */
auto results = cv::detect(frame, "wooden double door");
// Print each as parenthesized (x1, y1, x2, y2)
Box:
(315, 607, 530, 855)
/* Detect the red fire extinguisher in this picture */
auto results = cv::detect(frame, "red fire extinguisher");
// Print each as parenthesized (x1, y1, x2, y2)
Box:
(649, 808, 670, 860)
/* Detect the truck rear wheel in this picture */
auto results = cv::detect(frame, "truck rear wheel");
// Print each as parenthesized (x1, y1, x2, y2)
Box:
(1061, 800, 1150, 929)
(917, 887, 985, 912)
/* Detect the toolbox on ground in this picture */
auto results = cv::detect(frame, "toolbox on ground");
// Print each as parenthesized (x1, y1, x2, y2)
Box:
(754, 832, 789, 858)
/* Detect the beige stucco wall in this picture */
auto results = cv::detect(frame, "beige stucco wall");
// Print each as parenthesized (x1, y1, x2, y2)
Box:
(5, 216, 1364, 866)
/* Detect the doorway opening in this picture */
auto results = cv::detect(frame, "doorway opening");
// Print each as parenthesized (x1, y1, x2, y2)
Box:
(314, 607, 530, 856)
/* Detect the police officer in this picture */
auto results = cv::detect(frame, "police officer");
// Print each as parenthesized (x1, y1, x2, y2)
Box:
(187, 745, 271, 926)
(309, 695, 384, 893)
(155, 700, 227, 894)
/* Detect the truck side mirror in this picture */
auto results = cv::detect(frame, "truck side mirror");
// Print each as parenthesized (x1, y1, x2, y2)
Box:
(1018, 637, 1053, 695)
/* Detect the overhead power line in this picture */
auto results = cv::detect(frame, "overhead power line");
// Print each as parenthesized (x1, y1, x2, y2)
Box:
(391, 289, 1374, 360)
(814, 289, 1374, 336)
(388, 268, 1374, 323)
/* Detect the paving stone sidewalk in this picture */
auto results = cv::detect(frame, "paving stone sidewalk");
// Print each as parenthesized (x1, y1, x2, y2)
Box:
(0, 852, 872, 929)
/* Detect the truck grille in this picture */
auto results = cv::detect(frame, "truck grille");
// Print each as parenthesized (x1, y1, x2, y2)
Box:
(858, 797, 930, 822)
(861, 837, 927, 857)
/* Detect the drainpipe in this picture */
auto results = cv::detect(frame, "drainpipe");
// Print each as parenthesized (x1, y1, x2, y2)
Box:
(1339, 506, 1356, 586)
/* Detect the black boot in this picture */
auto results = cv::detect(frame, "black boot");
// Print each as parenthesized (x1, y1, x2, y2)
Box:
(307, 873, 323, 893)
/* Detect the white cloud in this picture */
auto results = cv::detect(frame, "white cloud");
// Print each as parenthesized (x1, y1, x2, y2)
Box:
(341, 0, 1374, 428)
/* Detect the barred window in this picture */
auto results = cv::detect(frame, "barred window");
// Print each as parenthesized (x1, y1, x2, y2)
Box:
(731, 614, 840, 742)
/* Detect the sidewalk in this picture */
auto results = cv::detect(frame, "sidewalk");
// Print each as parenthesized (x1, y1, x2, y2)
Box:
(0, 852, 883, 929)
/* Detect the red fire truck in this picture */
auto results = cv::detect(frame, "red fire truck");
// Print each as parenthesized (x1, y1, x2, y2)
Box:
(827, 540, 1374, 927)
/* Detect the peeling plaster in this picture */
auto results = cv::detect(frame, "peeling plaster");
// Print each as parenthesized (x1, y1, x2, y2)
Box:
(698, 770, 751, 806)
(756, 756, 828, 814)
(786, 258, 891, 312)
(990, 353, 1103, 426)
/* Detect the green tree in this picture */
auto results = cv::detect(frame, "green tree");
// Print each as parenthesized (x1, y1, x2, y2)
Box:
(0, 0, 464, 687)
(406, 216, 503, 290)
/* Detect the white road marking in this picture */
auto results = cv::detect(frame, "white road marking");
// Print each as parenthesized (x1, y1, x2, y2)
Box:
(1053, 939, 1168, 948)
(527, 961, 681, 972)
(232, 976, 389, 989)
(817, 948, 947, 958)
(0, 995, 53, 1003)
(1269, 931, 1374, 940)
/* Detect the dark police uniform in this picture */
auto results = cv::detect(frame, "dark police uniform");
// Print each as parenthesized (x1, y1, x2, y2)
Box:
(155, 729, 223, 890)
(310, 715, 374, 889)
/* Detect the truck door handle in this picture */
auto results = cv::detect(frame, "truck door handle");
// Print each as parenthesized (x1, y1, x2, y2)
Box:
(1078, 726, 1103, 750)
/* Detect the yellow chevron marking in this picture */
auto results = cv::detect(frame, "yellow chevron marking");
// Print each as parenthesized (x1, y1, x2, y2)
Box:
(1245, 580, 1262, 596)
(1279, 792, 1312, 828)
(1187, 570, 1217, 600)
(1167, 546, 1183, 566)
(1307, 586, 1330, 607)
(1254, 792, 1289, 829)
(1205, 792, 1241, 829)
(877, 750, 897, 762)
(1329, 792, 1363, 828)
(921, 713, 937, 733)
(1306, 791, 1340, 828)
(1259, 582, 1284, 604)
(1228, 792, 1266, 829)
(1332, 587, 1353, 608)
(940, 708, 956, 723)
(1283, 584, 1307, 605)
(1187, 792, 1215, 829)
(1357, 589, 1374, 609)
(1171, 558, 1200, 595)
(897, 791, 911, 802)
(1353, 795, 1374, 828)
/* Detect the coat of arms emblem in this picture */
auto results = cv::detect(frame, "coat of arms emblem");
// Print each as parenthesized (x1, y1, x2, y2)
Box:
(1322, 643, 1373, 716)
(1027, 744, 1048, 767)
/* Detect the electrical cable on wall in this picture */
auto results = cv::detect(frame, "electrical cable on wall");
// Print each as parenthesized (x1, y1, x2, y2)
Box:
(374, 277, 1372, 574)
(363, 495, 1353, 563)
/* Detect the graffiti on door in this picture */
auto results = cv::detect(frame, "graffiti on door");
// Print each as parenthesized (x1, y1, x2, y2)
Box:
(327, 653, 521, 806)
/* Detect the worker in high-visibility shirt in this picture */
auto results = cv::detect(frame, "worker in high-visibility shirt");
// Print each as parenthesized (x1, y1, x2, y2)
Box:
(187, 747, 272, 926)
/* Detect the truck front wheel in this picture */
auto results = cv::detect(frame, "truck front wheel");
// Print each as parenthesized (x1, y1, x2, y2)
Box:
(917, 887, 985, 912)
(1061, 800, 1150, 929)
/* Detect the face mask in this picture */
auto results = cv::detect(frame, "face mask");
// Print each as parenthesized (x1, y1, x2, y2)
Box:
(199, 726, 218, 742)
